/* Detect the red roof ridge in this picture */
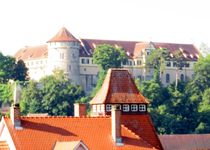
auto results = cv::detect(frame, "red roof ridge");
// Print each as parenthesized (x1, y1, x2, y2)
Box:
(20, 116, 110, 119)
(82, 38, 141, 43)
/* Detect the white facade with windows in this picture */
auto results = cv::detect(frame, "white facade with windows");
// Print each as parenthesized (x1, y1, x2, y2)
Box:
(15, 28, 199, 94)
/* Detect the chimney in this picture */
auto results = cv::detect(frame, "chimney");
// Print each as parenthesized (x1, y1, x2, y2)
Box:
(111, 105, 123, 145)
(74, 103, 87, 117)
(10, 103, 21, 128)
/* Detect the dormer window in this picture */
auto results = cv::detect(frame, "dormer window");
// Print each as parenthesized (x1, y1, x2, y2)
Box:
(139, 104, 146, 112)
(123, 104, 129, 112)
(106, 104, 112, 112)
(131, 104, 138, 112)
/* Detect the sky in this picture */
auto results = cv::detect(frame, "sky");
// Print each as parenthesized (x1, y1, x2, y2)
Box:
(0, 0, 210, 56)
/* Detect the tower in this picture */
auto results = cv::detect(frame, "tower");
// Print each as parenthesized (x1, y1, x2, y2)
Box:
(47, 27, 80, 85)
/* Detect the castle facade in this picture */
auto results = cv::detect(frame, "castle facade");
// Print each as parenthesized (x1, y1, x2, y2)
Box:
(15, 27, 199, 94)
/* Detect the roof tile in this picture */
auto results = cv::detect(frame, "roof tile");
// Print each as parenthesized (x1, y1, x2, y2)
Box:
(3, 116, 160, 150)
(48, 27, 78, 42)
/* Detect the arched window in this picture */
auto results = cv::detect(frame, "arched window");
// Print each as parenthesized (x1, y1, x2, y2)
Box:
(166, 74, 170, 83)
(180, 74, 184, 82)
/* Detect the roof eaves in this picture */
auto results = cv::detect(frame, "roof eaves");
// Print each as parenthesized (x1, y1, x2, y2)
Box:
(1, 117, 18, 150)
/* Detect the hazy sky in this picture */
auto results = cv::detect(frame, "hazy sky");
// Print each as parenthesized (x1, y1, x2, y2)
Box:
(0, 0, 209, 56)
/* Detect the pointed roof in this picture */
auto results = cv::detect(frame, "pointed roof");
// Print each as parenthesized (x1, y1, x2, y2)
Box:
(47, 27, 78, 42)
(90, 69, 149, 104)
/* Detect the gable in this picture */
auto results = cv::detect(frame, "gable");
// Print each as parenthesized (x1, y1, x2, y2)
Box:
(53, 140, 88, 150)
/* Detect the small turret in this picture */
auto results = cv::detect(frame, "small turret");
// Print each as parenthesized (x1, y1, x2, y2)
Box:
(47, 27, 81, 85)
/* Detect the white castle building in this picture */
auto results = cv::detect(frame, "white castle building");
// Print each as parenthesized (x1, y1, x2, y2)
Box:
(15, 27, 199, 94)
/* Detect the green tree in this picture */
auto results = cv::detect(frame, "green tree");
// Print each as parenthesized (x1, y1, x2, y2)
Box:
(20, 81, 42, 115)
(171, 50, 186, 89)
(93, 44, 127, 70)
(14, 59, 28, 81)
(0, 52, 15, 83)
(193, 55, 210, 91)
(20, 74, 85, 116)
(90, 69, 106, 97)
(196, 88, 210, 133)
(0, 53, 28, 83)
(146, 48, 170, 81)
(0, 83, 13, 105)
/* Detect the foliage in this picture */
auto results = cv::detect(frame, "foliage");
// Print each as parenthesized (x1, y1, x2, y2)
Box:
(0, 83, 13, 105)
(14, 59, 29, 81)
(93, 44, 127, 70)
(20, 74, 85, 116)
(90, 69, 106, 98)
(0, 52, 28, 83)
(0, 52, 15, 83)
(137, 54, 210, 134)
(146, 48, 170, 79)
(193, 55, 210, 91)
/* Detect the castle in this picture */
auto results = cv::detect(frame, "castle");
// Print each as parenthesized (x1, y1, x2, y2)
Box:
(15, 27, 199, 94)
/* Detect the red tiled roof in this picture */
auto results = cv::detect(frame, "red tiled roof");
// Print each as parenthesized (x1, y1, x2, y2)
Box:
(159, 134, 210, 150)
(122, 115, 163, 150)
(90, 69, 149, 104)
(48, 27, 78, 42)
(15, 45, 48, 60)
(3, 116, 161, 150)
(80, 39, 141, 58)
(153, 42, 199, 61)
(14, 33, 199, 61)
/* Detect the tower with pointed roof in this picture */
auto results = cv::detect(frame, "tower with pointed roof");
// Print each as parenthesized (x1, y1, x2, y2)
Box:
(47, 27, 80, 85)
(89, 69, 149, 116)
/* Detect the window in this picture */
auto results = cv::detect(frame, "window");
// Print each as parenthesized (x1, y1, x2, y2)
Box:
(139, 104, 146, 112)
(131, 104, 138, 112)
(166, 74, 170, 83)
(128, 60, 132, 66)
(81, 58, 89, 64)
(106, 104, 112, 112)
(86, 59, 89, 64)
(81, 58, 85, 64)
(185, 63, 190, 67)
(137, 60, 142, 66)
(166, 62, 171, 67)
(122, 60, 127, 65)
(97, 105, 101, 112)
(93, 105, 97, 113)
(173, 62, 177, 67)
(60, 53, 64, 59)
(180, 74, 184, 82)
(123, 104, 129, 112)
